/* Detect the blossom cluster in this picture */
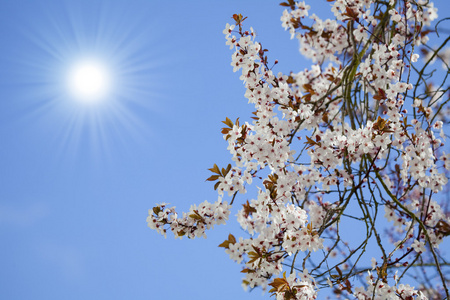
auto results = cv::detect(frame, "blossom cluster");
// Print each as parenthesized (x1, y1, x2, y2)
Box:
(149, 0, 450, 298)
(351, 271, 428, 300)
(147, 200, 231, 239)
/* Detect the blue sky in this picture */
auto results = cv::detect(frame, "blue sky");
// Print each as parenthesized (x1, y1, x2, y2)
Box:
(0, 1, 449, 299)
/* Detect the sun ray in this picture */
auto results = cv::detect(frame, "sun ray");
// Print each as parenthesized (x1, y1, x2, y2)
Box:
(9, 1, 169, 164)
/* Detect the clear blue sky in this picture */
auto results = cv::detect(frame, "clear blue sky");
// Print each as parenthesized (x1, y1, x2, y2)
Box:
(0, 1, 449, 299)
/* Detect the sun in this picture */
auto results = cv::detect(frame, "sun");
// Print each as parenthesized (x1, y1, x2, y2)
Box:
(16, 0, 163, 161)
(67, 60, 111, 103)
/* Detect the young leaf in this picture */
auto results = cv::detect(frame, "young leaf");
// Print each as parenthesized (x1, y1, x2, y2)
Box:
(305, 135, 319, 149)
(218, 234, 236, 249)
(208, 163, 222, 175)
(206, 175, 220, 182)
(240, 268, 255, 273)
(214, 181, 221, 190)
(222, 117, 234, 128)
(152, 206, 162, 216)
(242, 200, 257, 218)
(268, 272, 290, 294)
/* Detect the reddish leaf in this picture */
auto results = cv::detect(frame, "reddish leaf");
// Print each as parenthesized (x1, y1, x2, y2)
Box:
(222, 117, 234, 128)
(152, 206, 162, 215)
(208, 163, 221, 175)
(206, 175, 220, 182)
(242, 200, 257, 218)
(240, 268, 255, 273)
(218, 234, 236, 249)
(214, 181, 221, 190)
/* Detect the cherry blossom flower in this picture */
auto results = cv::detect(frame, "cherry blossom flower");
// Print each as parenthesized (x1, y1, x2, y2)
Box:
(148, 1, 450, 298)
